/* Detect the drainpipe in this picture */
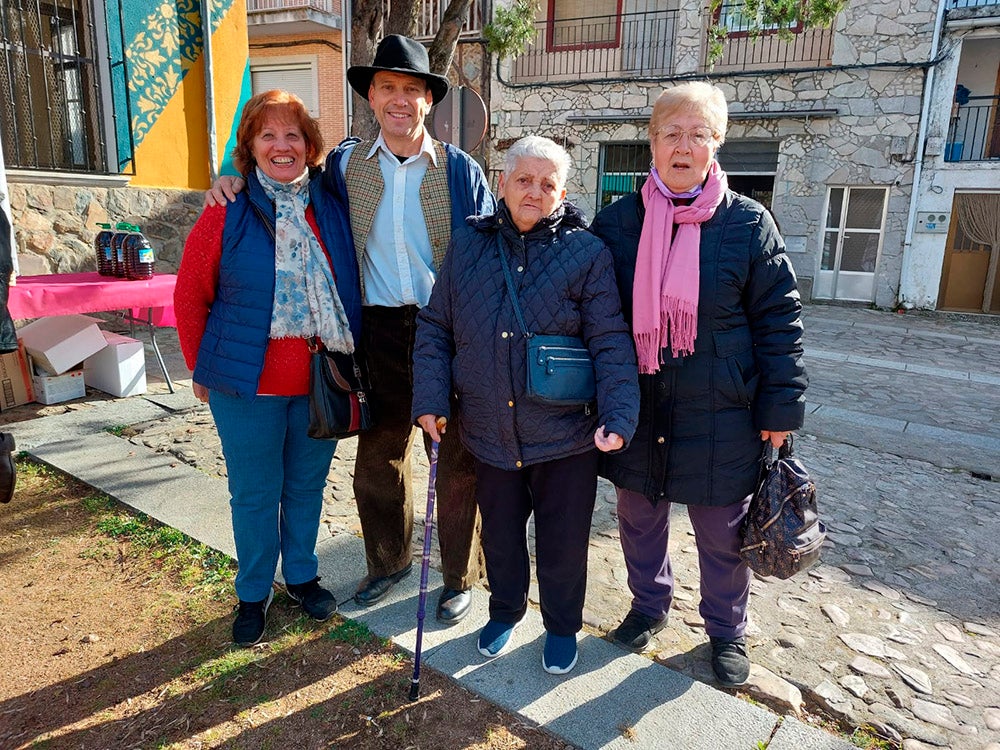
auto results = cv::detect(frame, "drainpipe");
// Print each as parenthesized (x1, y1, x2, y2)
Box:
(202, 0, 219, 182)
(343, 0, 352, 137)
(900, 0, 948, 304)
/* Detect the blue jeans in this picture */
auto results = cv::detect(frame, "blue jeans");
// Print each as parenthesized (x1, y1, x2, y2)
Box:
(210, 391, 337, 602)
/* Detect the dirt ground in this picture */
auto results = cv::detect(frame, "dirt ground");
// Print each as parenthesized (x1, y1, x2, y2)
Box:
(0, 460, 574, 750)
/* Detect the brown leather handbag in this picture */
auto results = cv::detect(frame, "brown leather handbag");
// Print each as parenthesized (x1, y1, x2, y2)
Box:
(739, 436, 826, 579)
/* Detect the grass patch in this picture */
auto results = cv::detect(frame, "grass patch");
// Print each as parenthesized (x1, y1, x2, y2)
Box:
(325, 619, 376, 646)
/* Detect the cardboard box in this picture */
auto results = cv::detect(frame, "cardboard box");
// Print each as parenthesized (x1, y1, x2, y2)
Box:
(0, 341, 34, 410)
(31, 367, 85, 405)
(18, 314, 107, 375)
(84, 331, 147, 397)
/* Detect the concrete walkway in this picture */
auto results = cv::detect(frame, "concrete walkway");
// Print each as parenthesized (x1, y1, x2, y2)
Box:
(10, 303, 1000, 750)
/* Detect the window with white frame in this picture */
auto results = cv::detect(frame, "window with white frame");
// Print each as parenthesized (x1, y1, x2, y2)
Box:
(250, 58, 320, 118)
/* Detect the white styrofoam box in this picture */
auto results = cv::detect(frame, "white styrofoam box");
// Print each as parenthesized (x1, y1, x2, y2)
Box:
(17, 314, 107, 375)
(31, 368, 85, 405)
(83, 331, 147, 397)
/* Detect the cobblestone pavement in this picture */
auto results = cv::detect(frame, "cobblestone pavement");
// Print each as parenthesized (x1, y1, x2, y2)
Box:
(104, 305, 1000, 749)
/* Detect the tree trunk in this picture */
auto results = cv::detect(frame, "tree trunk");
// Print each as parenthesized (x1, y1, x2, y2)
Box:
(386, 0, 419, 37)
(428, 0, 474, 75)
(350, 0, 383, 138)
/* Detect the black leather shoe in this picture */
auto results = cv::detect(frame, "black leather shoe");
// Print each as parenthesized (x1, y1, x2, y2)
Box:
(710, 636, 750, 687)
(436, 587, 472, 624)
(0, 433, 15, 504)
(354, 563, 413, 606)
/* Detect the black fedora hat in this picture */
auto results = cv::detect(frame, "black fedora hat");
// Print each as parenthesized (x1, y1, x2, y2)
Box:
(347, 35, 450, 105)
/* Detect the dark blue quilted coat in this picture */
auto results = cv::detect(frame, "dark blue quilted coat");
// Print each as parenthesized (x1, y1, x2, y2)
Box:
(412, 201, 639, 471)
(591, 189, 807, 507)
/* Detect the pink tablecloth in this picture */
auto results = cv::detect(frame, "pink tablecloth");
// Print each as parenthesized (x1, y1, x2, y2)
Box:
(7, 272, 177, 327)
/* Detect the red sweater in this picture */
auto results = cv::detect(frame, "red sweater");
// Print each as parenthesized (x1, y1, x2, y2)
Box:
(174, 203, 332, 396)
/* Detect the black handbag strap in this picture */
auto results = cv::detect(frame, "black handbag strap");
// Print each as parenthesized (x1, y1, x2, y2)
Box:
(495, 235, 532, 340)
(248, 194, 277, 241)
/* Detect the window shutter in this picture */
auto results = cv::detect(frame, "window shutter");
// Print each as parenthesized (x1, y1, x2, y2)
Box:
(251, 65, 318, 117)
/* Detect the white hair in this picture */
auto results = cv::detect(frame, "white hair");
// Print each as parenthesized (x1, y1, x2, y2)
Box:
(503, 136, 571, 185)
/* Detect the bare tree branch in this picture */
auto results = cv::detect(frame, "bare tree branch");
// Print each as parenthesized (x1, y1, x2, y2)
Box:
(428, 0, 474, 75)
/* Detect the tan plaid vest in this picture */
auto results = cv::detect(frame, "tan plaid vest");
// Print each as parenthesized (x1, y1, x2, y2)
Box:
(344, 139, 453, 299)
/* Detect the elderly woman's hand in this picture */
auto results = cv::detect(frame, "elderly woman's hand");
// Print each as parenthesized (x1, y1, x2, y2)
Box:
(594, 426, 624, 453)
(193, 382, 209, 404)
(417, 415, 447, 443)
(761, 430, 791, 448)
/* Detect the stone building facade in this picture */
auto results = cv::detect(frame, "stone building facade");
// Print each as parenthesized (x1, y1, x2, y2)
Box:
(489, 0, 999, 311)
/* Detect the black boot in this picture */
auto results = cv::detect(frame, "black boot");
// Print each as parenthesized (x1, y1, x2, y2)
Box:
(0, 432, 15, 504)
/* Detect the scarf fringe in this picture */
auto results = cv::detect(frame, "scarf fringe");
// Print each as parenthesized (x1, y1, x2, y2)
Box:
(663, 295, 697, 359)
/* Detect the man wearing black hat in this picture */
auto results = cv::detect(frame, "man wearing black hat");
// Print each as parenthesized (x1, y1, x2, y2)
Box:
(207, 35, 493, 623)
(330, 35, 494, 622)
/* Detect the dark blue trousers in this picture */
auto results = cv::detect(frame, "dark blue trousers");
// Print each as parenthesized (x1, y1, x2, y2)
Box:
(475, 450, 599, 636)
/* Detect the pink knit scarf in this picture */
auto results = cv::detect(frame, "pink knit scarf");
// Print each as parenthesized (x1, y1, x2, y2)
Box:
(633, 161, 727, 373)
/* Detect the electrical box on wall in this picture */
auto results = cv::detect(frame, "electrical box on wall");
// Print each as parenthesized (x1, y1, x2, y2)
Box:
(916, 212, 950, 233)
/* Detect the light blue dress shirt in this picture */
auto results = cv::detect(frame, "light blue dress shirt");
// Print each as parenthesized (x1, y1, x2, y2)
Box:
(339, 132, 438, 307)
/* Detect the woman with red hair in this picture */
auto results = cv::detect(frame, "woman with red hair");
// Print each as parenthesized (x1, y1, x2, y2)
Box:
(175, 91, 361, 647)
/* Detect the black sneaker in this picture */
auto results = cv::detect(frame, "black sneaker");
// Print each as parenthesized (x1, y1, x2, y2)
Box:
(710, 636, 750, 687)
(286, 577, 337, 621)
(611, 609, 668, 653)
(233, 590, 273, 647)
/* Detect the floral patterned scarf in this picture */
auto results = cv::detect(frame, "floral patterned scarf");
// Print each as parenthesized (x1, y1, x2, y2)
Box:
(256, 167, 354, 354)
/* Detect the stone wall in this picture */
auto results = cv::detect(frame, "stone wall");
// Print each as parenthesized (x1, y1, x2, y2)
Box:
(489, 0, 936, 308)
(8, 183, 204, 278)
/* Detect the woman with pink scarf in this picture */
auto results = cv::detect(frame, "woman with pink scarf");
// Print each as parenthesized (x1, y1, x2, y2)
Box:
(591, 82, 807, 687)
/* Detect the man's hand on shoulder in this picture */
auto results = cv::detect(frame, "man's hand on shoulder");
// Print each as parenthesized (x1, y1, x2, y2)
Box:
(204, 175, 245, 208)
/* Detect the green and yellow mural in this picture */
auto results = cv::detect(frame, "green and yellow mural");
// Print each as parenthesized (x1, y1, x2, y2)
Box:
(110, 0, 250, 189)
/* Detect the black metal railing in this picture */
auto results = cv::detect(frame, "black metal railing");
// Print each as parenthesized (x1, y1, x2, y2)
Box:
(946, 96, 1000, 162)
(711, 2, 833, 71)
(509, 9, 678, 83)
(948, 0, 999, 8)
(0, 0, 116, 172)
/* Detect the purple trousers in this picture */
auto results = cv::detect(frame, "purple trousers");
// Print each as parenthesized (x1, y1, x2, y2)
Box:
(616, 487, 751, 640)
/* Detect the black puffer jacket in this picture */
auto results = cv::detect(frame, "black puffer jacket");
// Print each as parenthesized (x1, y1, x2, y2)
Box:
(0, 211, 17, 353)
(591, 190, 807, 507)
(413, 200, 639, 471)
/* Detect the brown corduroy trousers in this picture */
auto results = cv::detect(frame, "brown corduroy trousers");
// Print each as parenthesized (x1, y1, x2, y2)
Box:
(353, 305, 484, 591)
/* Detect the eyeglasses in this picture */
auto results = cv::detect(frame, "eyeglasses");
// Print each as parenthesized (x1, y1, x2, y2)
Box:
(654, 126, 717, 147)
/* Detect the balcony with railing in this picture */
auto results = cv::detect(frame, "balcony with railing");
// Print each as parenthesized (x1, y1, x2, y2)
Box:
(246, 0, 343, 35)
(508, 9, 678, 84)
(946, 0, 1000, 23)
(709, 2, 833, 72)
(946, 96, 1000, 162)
(405, 0, 484, 40)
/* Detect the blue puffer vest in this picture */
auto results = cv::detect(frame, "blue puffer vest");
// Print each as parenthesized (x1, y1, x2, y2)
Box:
(193, 170, 361, 399)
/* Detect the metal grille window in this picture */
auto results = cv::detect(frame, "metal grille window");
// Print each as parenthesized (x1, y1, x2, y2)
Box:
(598, 140, 779, 212)
(0, 0, 111, 172)
(598, 143, 648, 210)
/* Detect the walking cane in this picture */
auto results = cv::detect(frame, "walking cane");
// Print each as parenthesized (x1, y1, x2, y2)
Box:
(409, 418, 445, 701)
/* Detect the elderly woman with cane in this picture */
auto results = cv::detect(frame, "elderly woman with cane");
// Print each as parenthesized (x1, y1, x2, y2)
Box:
(412, 135, 639, 675)
(591, 82, 807, 686)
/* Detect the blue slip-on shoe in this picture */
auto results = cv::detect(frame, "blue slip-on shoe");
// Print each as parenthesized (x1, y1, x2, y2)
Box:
(542, 632, 578, 675)
(477, 618, 519, 658)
